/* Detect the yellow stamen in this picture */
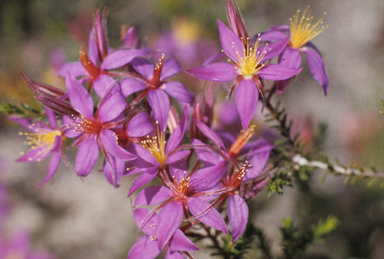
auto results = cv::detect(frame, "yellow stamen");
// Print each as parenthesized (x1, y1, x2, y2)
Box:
(71, 114, 102, 134)
(140, 122, 167, 166)
(230, 36, 267, 79)
(289, 6, 328, 49)
(19, 128, 62, 161)
(231, 161, 251, 187)
(173, 171, 190, 195)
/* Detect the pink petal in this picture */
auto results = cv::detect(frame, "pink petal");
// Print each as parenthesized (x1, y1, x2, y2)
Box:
(160, 58, 183, 80)
(188, 198, 228, 234)
(235, 79, 258, 130)
(258, 64, 302, 81)
(243, 150, 271, 181)
(127, 235, 161, 259)
(228, 194, 248, 242)
(98, 83, 127, 122)
(127, 112, 153, 138)
(169, 229, 199, 252)
(128, 171, 157, 197)
(261, 37, 290, 62)
(189, 160, 228, 191)
(156, 201, 184, 250)
(259, 29, 289, 41)
(120, 78, 147, 98)
(93, 74, 117, 98)
(303, 47, 329, 95)
(102, 156, 126, 187)
(165, 107, 187, 153)
(135, 185, 173, 206)
(165, 250, 185, 259)
(66, 73, 94, 119)
(44, 107, 58, 128)
(162, 81, 194, 104)
(37, 138, 62, 187)
(217, 19, 244, 61)
(88, 28, 99, 64)
(148, 89, 170, 132)
(195, 120, 225, 149)
(17, 145, 52, 163)
(192, 139, 222, 166)
(166, 150, 190, 164)
(100, 130, 136, 161)
(133, 208, 158, 234)
(75, 136, 99, 176)
(186, 62, 237, 82)
(101, 49, 146, 70)
(131, 58, 154, 79)
(58, 61, 87, 77)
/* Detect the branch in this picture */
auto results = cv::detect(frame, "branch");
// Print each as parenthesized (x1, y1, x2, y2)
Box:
(292, 154, 384, 183)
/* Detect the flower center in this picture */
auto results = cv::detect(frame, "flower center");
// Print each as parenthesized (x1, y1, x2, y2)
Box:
(230, 37, 266, 79)
(289, 6, 328, 49)
(71, 114, 102, 135)
(173, 172, 191, 195)
(19, 127, 62, 161)
(228, 161, 251, 189)
(228, 125, 256, 158)
(140, 122, 167, 166)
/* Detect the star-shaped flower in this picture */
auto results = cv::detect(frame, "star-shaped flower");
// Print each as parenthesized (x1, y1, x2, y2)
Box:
(260, 6, 329, 94)
(187, 20, 301, 130)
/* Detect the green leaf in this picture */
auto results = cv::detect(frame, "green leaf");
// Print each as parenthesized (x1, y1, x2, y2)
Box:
(0, 101, 45, 120)
(312, 215, 339, 241)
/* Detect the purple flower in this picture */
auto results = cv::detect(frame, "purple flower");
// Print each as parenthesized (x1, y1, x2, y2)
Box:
(127, 107, 190, 196)
(102, 112, 154, 186)
(192, 122, 274, 241)
(128, 208, 198, 259)
(134, 162, 229, 250)
(58, 8, 146, 97)
(193, 121, 273, 180)
(10, 107, 66, 186)
(64, 73, 136, 181)
(186, 20, 301, 130)
(120, 55, 194, 131)
(260, 6, 329, 94)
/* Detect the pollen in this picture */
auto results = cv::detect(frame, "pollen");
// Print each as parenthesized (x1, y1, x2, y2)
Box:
(151, 54, 165, 88)
(173, 171, 190, 195)
(71, 114, 102, 135)
(230, 36, 267, 79)
(149, 235, 158, 241)
(289, 6, 328, 49)
(140, 122, 167, 166)
(230, 161, 251, 187)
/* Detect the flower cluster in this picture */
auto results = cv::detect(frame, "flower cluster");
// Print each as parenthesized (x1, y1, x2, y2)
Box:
(7, 1, 329, 258)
